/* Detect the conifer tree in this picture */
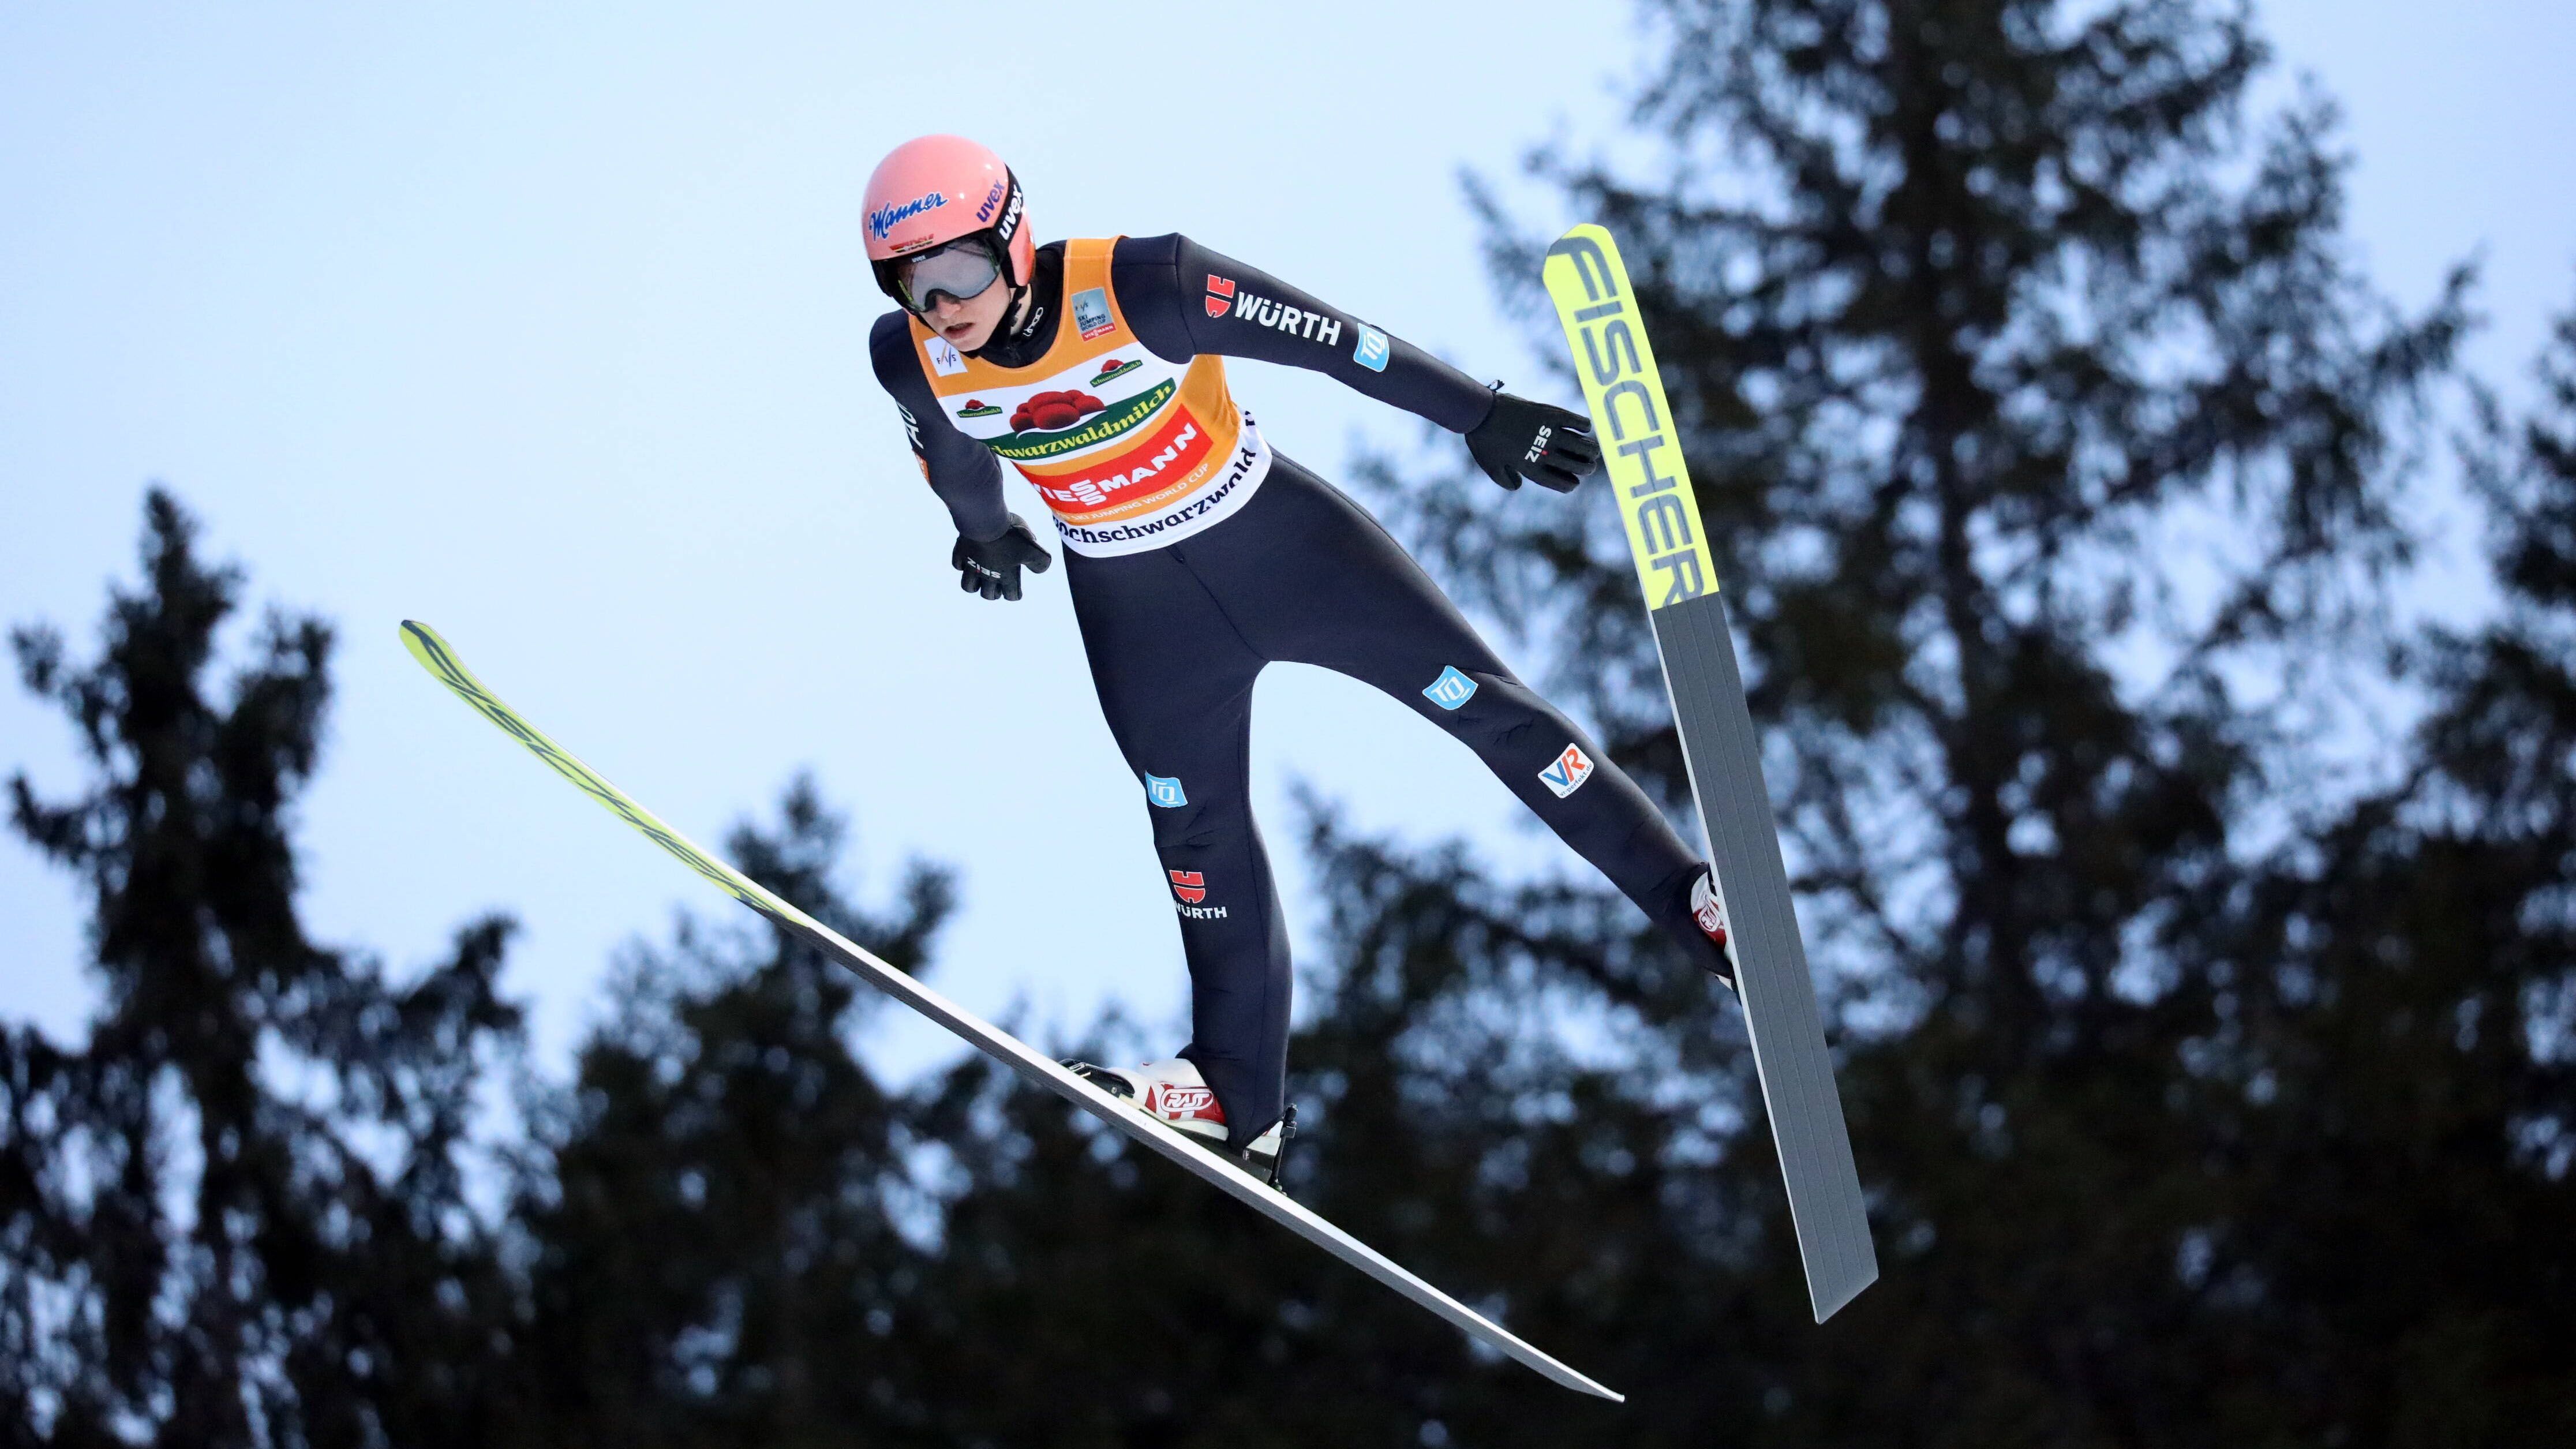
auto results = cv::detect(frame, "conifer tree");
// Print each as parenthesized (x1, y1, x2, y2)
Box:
(3, 491, 523, 1446)
(505, 778, 953, 1446)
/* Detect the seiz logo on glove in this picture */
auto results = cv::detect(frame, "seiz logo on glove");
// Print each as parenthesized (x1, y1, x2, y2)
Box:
(1467, 387, 1601, 493)
(950, 513, 1054, 601)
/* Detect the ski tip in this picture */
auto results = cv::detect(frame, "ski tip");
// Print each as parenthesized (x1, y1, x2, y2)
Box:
(397, 620, 455, 676)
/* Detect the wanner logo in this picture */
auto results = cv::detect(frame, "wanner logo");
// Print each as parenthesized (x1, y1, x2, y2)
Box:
(867, 190, 946, 241)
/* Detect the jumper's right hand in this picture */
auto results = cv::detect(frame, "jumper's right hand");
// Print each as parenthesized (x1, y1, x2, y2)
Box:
(952, 514, 1054, 601)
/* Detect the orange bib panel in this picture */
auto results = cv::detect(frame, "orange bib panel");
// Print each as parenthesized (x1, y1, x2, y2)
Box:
(909, 238, 1274, 556)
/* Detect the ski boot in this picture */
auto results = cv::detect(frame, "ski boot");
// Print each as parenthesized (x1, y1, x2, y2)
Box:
(1061, 1057, 1296, 1188)
(1690, 868, 1739, 991)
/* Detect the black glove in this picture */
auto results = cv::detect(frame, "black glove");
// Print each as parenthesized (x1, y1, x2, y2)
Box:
(952, 513, 1053, 601)
(1465, 387, 1602, 493)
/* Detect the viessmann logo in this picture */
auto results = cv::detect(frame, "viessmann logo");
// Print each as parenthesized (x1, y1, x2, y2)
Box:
(867, 190, 946, 241)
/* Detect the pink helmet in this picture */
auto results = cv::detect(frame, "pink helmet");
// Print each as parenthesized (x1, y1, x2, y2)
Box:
(863, 135, 1033, 304)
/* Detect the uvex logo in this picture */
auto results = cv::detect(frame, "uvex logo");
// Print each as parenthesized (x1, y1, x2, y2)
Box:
(1167, 869, 1207, 904)
(991, 181, 1024, 244)
(1205, 274, 1235, 317)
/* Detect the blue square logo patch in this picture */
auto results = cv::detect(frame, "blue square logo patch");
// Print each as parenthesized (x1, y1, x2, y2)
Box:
(1421, 665, 1478, 710)
(1145, 773, 1188, 808)
(1354, 324, 1390, 372)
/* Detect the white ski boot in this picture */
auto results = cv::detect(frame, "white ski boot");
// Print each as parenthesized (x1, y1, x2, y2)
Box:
(1061, 1057, 1295, 1186)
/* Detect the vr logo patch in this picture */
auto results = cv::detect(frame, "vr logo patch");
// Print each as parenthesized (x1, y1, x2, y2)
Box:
(1145, 773, 1188, 808)
(1537, 742, 1596, 799)
(1422, 665, 1478, 710)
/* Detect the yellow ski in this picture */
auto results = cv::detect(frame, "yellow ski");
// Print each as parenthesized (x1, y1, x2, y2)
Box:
(1542, 226, 1878, 1322)
(399, 620, 1622, 1399)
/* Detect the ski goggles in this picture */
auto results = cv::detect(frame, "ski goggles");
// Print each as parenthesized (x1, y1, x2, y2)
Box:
(890, 237, 1003, 314)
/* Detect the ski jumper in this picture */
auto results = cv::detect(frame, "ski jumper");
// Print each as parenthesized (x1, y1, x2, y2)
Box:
(869, 235, 1710, 1145)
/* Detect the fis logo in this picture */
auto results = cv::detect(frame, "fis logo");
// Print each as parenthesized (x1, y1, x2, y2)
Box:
(868, 190, 946, 241)
(1205, 274, 1236, 317)
(1421, 665, 1479, 711)
(1538, 742, 1596, 799)
(1354, 324, 1391, 372)
(1167, 869, 1208, 904)
(1525, 425, 1553, 465)
(1073, 286, 1115, 342)
(924, 335, 968, 376)
(1145, 773, 1188, 808)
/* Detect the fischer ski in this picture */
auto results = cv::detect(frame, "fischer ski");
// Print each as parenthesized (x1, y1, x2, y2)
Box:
(1541, 226, 1878, 1322)
(398, 620, 1622, 1401)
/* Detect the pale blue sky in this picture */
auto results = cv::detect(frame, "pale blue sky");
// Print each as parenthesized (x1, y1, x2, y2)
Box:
(6, 2, 2572, 1082)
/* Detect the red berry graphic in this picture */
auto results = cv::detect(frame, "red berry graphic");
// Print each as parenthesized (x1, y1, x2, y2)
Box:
(1006, 388, 1110, 434)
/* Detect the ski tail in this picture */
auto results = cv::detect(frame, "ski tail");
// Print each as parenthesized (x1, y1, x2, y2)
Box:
(1538, 227, 1878, 1323)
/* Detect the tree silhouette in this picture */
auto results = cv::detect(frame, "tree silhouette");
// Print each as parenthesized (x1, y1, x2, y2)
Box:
(10, 5, 2570, 1445)
(3, 490, 523, 1446)
(504, 777, 954, 1447)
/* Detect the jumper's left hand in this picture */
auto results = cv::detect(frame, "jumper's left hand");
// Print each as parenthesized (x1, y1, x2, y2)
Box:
(1465, 388, 1602, 493)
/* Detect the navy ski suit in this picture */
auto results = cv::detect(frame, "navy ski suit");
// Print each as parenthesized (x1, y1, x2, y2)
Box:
(870, 234, 1709, 1145)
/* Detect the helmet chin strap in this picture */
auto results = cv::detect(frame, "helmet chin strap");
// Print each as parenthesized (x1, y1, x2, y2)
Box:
(1001, 279, 1042, 341)
(968, 272, 1044, 359)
